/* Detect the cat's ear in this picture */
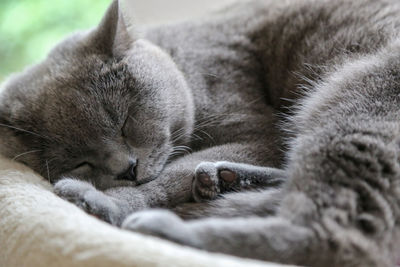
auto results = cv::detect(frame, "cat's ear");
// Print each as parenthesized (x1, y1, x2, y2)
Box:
(88, 0, 136, 56)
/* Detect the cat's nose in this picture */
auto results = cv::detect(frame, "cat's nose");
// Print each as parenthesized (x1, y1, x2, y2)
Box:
(116, 160, 137, 181)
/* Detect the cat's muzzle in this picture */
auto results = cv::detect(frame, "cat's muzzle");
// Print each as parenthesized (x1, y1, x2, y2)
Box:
(115, 160, 137, 181)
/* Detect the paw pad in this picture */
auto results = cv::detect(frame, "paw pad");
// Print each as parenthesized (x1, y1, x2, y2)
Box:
(219, 170, 237, 183)
(193, 162, 239, 202)
(197, 172, 214, 186)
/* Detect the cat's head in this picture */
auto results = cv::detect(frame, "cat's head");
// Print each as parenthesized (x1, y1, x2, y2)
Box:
(0, 0, 194, 189)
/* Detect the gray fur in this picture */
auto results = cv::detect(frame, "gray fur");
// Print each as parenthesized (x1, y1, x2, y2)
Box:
(1, 0, 400, 266)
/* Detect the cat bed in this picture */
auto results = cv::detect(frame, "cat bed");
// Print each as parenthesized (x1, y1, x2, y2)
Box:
(0, 155, 291, 267)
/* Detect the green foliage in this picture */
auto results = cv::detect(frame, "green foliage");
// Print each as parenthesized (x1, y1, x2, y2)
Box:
(0, 0, 110, 81)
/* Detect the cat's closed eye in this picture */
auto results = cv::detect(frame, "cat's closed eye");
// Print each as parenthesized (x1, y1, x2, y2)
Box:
(121, 116, 131, 138)
(72, 162, 93, 174)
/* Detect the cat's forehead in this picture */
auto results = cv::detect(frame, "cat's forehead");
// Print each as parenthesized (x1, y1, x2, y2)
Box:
(0, 53, 136, 142)
(44, 60, 133, 133)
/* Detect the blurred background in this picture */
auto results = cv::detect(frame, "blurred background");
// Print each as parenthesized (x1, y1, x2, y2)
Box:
(0, 0, 231, 82)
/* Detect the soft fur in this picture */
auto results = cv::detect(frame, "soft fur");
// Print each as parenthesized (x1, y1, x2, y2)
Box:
(1, 0, 400, 266)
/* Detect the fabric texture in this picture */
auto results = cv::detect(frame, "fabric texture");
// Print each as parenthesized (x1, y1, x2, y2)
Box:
(0, 156, 290, 267)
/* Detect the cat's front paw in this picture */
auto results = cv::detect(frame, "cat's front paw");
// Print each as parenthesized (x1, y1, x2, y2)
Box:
(122, 209, 202, 248)
(192, 161, 239, 202)
(54, 178, 121, 225)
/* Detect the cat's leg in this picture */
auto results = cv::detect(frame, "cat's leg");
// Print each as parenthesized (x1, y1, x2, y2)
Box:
(122, 209, 316, 264)
(55, 141, 284, 225)
(122, 204, 391, 267)
(53, 178, 143, 225)
(192, 161, 286, 202)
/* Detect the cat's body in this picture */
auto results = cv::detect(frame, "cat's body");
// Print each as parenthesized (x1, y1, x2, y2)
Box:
(1, 0, 400, 266)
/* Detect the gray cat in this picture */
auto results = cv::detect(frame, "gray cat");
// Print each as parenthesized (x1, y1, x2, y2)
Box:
(0, 0, 286, 222)
(1, 0, 400, 266)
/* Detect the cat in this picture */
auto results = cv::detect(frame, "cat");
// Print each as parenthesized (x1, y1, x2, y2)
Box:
(1, 0, 400, 266)
(0, 0, 287, 222)
(0, 0, 285, 224)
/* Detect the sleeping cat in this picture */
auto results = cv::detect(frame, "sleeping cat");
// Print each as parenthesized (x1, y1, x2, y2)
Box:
(1, 0, 400, 266)
(0, 0, 285, 222)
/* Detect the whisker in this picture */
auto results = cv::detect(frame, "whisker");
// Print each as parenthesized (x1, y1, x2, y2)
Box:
(12, 149, 42, 161)
(199, 72, 220, 79)
(197, 129, 215, 144)
(191, 133, 204, 141)
(45, 159, 51, 183)
(128, 115, 139, 123)
(172, 145, 192, 153)
(171, 127, 188, 143)
(171, 95, 266, 145)
(0, 123, 51, 140)
(168, 144, 193, 161)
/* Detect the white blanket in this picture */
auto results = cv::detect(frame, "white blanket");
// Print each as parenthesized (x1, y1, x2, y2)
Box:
(0, 156, 291, 267)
